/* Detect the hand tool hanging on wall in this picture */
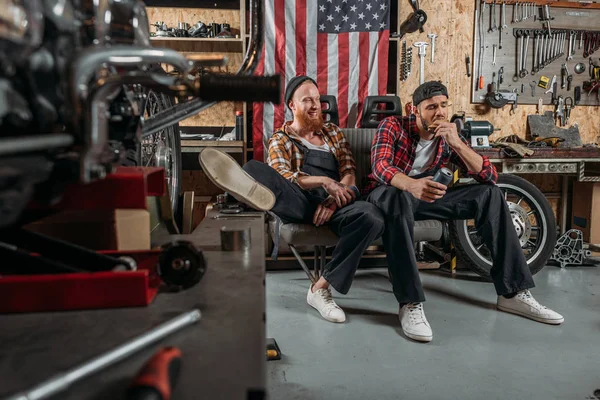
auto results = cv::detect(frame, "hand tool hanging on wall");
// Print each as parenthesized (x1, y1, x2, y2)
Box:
(396, 0, 428, 39)
(561, 63, 569, 89)
(485, 89, 518, 115)
(499, 0, 507, 49)
(5, 310, 201, 400)
(567, 30, 575, 61)
(489, 0, 497, 33)
(564, 97, 574, 124)
(401, 41, 412, 81)
(498, 66, 504, 86)
(414, 41, 428, 85)
(466, 54, 472, 77)
(428, 33, 438, 63)
(555, 95, 565, 126)
(574, 86, 581, 105)
(530, 81, 537, 96)
(541, 5, 553, 35)
(477, 2, 486, 90)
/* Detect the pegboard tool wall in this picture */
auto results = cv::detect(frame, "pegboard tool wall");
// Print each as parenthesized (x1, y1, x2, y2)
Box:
(394, 0, 600, 143)
(472, 1, 600, 106)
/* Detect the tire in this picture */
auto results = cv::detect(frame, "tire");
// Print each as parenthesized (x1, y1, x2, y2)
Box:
(450, 174, 556, 280)
(139, 89, 182, 217)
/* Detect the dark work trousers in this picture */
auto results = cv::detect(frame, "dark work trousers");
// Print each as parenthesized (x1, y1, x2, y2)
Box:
(367, 183, 535, 304)
(243, 160, 385, 294)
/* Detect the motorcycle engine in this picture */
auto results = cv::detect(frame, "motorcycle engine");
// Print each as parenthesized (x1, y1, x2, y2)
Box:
(0, 0, 152, 228)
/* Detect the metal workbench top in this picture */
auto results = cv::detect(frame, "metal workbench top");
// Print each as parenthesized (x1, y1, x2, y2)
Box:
(0, 211, 266, 400)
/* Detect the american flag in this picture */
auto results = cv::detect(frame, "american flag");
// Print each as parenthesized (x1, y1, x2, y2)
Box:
(252, 0, 391, 161)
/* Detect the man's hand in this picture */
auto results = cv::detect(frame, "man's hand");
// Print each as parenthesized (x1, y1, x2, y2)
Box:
(313, 196, 337, 226)
(322, 178, 354, 207)
(433, 122, 463, 149)
(406, 176, 447, 203)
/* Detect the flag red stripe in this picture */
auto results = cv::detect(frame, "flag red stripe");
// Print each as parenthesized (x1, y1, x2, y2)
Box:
(273, 0, 286, 130)
(337, 32, 349, 128)
(295, 0, 307, 77)
(252, 44, 266, 161)
(316, 33, 329, 93)
(357, 31, 370, 127)
(378, 30, 390, 95)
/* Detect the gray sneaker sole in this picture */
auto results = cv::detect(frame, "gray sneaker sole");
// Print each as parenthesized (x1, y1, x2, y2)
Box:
(198, 148, 275, 211)
(401, 327, 433, 343)
(497, 304, 564, 325)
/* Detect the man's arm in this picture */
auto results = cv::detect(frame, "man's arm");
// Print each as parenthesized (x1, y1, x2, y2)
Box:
(433, 122, 497, 184)
(372, 118, 446, 202)
(267, 133, 306, 182)
(370, 118, 405, 186)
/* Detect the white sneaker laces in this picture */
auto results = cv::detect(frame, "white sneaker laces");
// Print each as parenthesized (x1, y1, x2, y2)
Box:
(317, 289, 339, 309)
(516, 290, 546, 310)
(406, 302, 426, 324)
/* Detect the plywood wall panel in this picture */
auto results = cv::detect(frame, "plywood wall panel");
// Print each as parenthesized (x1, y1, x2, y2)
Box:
(397, 0, 600, 144)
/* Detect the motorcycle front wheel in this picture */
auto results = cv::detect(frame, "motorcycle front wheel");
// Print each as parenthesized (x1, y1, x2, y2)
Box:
(450, 174, 557, 280)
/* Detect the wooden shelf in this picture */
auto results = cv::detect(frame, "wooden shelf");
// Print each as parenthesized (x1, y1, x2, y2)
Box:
(181, 140, 243, 147)
(181, 140, 244, 154)
(151, 37, 242, 42)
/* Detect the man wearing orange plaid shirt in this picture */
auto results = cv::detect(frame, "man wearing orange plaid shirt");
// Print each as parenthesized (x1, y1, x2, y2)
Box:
(200, 76, 385, 323)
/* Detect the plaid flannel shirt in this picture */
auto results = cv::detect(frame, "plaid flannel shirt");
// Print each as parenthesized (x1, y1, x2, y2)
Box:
(364, 115, 498, 193)
(267, 121, 356, 184)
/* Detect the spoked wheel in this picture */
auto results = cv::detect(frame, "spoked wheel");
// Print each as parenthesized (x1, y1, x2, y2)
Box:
(450, 174, 557, 280)
(141, 90, 182, 217)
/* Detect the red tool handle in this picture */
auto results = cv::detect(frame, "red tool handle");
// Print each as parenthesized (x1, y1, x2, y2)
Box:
(127, 347, 182, 400)
(479, 76, 484, 90)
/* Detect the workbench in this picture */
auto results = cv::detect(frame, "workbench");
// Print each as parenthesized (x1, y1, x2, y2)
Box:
(0, 210, 266, 400)
(478, 147, 600, 233)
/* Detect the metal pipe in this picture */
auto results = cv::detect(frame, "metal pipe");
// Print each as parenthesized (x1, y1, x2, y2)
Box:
(6, 310, 201, 400)
(0, 134, 73, 156)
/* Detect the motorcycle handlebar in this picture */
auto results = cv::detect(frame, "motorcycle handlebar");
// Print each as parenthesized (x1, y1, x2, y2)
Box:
(194, 74, 281, 104)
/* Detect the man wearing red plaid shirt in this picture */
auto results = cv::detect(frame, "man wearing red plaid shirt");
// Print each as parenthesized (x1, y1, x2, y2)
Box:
(366, 81, 563, 343)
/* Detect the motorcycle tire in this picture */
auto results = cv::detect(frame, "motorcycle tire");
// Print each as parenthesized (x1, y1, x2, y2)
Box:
(450, 174, 556, 281)
(121, 80, 182, 219)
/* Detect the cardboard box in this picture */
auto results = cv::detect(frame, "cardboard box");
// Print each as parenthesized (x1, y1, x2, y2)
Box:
(26, 209, 150, 251)
(571, 182, 600, 245)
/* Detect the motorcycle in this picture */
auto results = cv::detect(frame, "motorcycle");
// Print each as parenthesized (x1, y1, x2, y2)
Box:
(0, 0, 279, 229)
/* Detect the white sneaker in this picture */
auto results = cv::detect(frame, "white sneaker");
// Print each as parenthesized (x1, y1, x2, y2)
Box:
(497, 290, 564, 325)
(198, 148, 275, 211)
(306, 285, 346, 323)
(399, 303, 433, 342)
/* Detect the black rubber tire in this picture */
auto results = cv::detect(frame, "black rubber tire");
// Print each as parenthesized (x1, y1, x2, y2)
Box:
(121, 91, 183, 216)
(450, 174, 556, 280)
(142, 90, 182, 217)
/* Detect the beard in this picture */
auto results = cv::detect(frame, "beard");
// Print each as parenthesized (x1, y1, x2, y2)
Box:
(295, 109, 324, 132)
(421, 115, 446, 133)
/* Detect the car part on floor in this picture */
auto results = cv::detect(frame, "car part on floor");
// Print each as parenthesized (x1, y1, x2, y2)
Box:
(550, 229, 593, 268)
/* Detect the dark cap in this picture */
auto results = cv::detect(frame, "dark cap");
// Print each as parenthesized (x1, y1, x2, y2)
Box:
(413, 81, 449, 106)
(284, 76, 318, 109)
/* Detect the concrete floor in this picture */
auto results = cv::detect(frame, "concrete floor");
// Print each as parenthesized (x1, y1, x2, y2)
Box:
(266, 263, 600, 400)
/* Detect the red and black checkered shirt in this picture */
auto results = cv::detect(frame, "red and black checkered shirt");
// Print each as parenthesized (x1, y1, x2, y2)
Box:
(364, 116, 498, 193)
